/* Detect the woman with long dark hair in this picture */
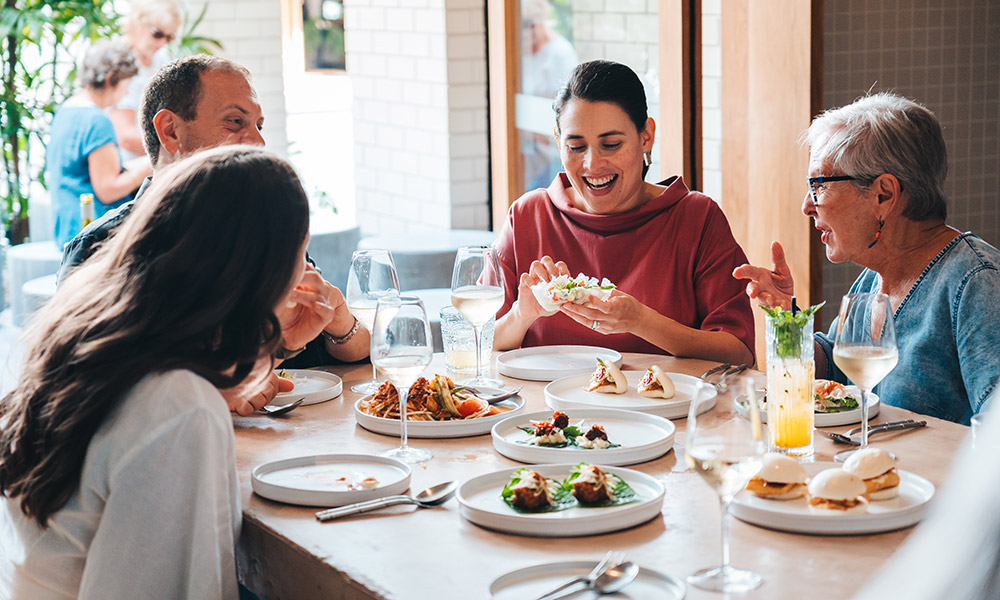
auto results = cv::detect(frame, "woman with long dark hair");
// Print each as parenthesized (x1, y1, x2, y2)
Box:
(0, 145, 310, 598)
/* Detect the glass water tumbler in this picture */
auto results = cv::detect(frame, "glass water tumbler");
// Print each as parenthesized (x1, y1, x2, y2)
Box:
(765, 311, 815, 457)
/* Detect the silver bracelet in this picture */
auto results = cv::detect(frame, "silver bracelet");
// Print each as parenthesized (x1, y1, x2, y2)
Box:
(322, 316, 359, 345)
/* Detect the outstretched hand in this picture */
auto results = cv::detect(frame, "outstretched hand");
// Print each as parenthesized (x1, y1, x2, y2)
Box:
(732, 241, 795, 310)
(221, 361, 295, 416)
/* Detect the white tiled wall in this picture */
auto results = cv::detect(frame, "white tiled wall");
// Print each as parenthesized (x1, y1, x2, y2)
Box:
(344, 0, 490, 236)
(821, 0, 1000, 327)
(187, 0, 289, 155)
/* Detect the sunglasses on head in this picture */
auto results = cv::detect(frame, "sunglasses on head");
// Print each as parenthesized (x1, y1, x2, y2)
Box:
(149, 26, 175, 42)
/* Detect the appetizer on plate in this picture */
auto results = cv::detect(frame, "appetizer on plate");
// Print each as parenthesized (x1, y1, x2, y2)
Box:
(517, 411, 620, 449)
(745, 453, 808, 500)
(637, 365, 676, 399)
(814, 380, 862, 413)
(531, 273, 616, 312)
(360, 375, 509, 421)
(842, 447, 900, 500)
(500, 463, 638, 513)
(806, 469, 869, 514)
(585, 358, 627, 394)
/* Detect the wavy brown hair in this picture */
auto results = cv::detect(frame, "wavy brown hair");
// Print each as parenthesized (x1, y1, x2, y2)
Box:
(0, 145, 309, 526)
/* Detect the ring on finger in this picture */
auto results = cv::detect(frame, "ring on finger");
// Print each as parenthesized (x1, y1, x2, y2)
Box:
(591, 320, 599, 330)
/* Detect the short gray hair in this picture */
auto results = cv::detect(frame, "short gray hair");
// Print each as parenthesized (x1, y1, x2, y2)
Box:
(806, 92, 948, 221)
(79, 39, 139, 90)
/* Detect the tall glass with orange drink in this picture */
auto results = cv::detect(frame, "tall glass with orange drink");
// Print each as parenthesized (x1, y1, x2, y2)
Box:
(763, 304, 820, 457)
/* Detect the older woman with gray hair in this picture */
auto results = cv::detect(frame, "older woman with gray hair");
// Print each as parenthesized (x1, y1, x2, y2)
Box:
(46, 39, 153, 247)
(735, 92, 999, 424)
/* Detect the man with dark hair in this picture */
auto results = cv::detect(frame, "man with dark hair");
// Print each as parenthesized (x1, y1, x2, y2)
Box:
(59, 55, 367, 414)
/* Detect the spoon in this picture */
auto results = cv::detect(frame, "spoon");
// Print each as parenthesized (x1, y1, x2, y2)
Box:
(315, 480, 458, 522)
(590, 561, 640, 595)
(259, 397, 304, 416)
(457, 386, 523, 404)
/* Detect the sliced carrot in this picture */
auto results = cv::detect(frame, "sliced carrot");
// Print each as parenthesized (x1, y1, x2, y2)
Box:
(457, 398, 487, 418)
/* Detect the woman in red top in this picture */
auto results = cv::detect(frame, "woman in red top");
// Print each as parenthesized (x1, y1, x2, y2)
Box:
(491, 60, 754, 365)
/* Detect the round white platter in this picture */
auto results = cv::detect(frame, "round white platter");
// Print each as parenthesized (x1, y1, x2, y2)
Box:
(489, 561, 685, 600)
(251, 454, 410, 507)
(730, 462, 935, 535)
(496, 345, 624, 381)
(457, 463, 665, 537)
(354, 390, 525, 438)
(491, 408, 675, 466)
(271, 370, 343, 406)
(544, 371, 716, 420)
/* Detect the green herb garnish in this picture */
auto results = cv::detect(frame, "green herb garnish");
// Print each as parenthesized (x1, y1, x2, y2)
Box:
(761, 303, 824, 359)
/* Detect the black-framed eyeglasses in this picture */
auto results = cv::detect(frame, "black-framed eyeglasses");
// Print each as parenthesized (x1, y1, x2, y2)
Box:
(149, 26, 176, 42)
(807, 175, 857, 205)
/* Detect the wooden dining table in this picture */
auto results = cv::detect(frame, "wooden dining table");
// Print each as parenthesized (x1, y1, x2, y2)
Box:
(231, 353, 969, 600)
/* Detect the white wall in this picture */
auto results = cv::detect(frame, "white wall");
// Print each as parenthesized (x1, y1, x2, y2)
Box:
(344, 0, 491, 236)
(187, 0, 289, 155)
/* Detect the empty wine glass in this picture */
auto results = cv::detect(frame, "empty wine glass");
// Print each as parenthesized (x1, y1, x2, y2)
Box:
(686, 375, 764, 593)
(832, 292, 898, 462)
(372, 295, 433, 463)
(346, 249, 400, 393)
(450, 246, 504, 387)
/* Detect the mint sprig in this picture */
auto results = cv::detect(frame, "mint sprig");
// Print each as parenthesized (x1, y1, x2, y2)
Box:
(761, 302, 824, 359)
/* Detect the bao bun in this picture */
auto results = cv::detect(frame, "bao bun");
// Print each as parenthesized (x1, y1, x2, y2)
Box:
(807, 469, 868, 513)
(843, 447, 900, 500)
(586, 358, 627, 394)
(745, 453, 808, 500)
(637, 365, 676, 399)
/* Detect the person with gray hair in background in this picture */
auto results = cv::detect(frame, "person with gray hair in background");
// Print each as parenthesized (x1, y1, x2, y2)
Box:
(734, 92, 1000, 424)
(46, 39, 153, 247)
(110, 0, 183, 160)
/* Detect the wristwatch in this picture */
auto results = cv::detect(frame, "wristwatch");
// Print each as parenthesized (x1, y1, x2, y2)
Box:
(323, 316, 360, 345)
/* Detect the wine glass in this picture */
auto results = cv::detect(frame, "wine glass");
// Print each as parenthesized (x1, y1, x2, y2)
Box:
(450, 246, 505, 387)
(346, 249, 400, 393)
(832, 292, 898, 462)
(685, 375, 764, 593)
(371, 295, 433, 463)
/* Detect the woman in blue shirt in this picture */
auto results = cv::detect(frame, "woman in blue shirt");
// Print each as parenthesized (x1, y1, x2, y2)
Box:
(47, 39, 152, 247)
(735, 93, 999, 424)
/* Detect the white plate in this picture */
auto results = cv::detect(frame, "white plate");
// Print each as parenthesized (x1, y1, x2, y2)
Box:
(736, 389, 881, 427)
(491, 408, 675, 466)
(251, 454, 410, 507)
(496, 345, 624, 381)
(730, 462, 935, 535)
(489, 561, 685, 600)
(354, 390, 526, 438)
(544, 371, 716, 420)
(457, 463, 665, 537)
(271, 370, 343, 406)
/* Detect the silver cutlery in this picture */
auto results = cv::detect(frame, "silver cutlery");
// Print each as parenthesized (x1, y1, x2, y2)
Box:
(819, 420, 927, 445)
(259, 398, 304, 416)
(716, 364, 749, 393)
(315, 480, 457, 522)
(456, 386, 522, 404)
(534, 551, 623, 600)
(699, 363, 732, 380)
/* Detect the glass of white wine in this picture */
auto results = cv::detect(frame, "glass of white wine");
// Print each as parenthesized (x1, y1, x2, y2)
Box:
(685, 375, 764, 593)
(346, 249, 400, 393)
(372, 295, 433, 463)
(450, 246, 505, 387)
(832, 292, 898, 462)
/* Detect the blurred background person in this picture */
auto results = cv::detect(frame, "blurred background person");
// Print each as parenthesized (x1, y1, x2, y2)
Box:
(46, 39, 152, 248)
(111, 0, 183, 161)
(520, 0, 577, 192)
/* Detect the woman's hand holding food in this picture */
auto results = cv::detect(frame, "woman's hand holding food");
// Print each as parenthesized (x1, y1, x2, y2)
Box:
(512, 256, 571, 323)
(732, 240, 796, 310)
(276, 264, 339, 351)
(560, 289, 644, 335)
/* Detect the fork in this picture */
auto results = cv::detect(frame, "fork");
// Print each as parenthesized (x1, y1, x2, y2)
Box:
(455, 386, 522, 404)
(533, 550, 623, 600)
(716, 364, 749, 393)
(819, 420, 926, 445)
